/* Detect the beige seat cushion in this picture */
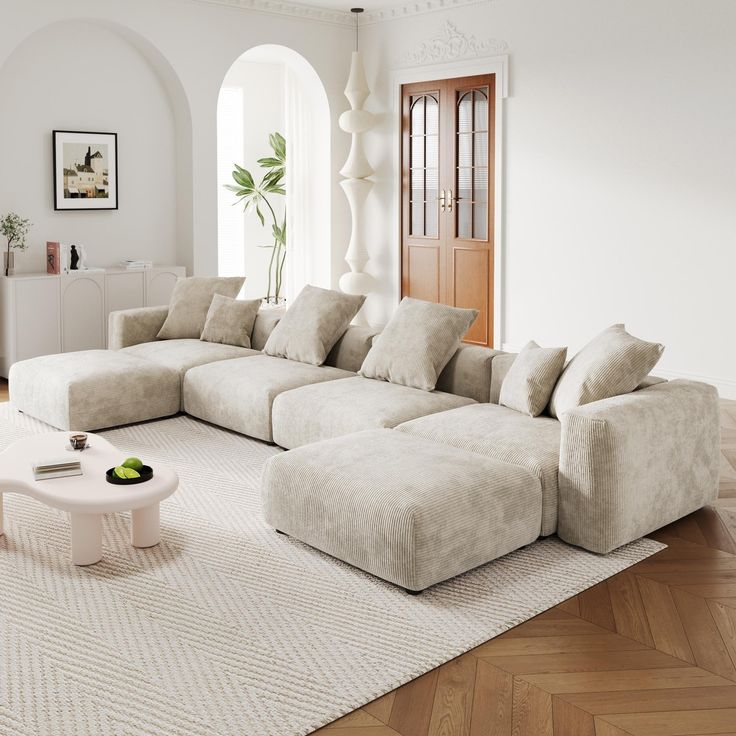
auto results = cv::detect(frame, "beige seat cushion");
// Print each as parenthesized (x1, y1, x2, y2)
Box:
(397, 403, 561, 536)
(9, 350, 180, 431)
(182, 355, 353, 442)
(359, 297, 478, 391)
(548, 324, 664, 418)
(157, 276, 245, 340)
(272, 375, 476, 449)
(499, 341, 567, 417)
(200, 295, 262, 348)
(262, 429, 542, 591)
(263, 285, 365, 365)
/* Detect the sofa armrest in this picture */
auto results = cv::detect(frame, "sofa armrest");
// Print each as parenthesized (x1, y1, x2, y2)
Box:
(558, 379, 720, 553)
(108, 306, 169, 350)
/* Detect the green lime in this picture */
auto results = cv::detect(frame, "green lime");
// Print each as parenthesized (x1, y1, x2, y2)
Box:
(113, 466, 128, 479)
(121, 457, 143, 471)
(123, 468, 140, 479)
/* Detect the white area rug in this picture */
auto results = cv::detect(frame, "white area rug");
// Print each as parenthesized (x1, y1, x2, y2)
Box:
(0, 405, 664, 736)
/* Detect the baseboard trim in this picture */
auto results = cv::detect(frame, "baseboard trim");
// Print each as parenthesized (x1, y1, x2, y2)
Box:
(500, 343, 736, 400)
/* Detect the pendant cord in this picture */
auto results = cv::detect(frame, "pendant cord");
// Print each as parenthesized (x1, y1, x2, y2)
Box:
(351, 8, 364, 52)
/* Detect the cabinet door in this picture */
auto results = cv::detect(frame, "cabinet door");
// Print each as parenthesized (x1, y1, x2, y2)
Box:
(105, 272, 145, 332)
(15, 278, 61, 361)
(61, 273, 106, 352)
(145, 267, 185, 307)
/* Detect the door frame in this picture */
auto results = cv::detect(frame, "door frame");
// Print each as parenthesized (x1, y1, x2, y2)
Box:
(390, 55, 508, 349)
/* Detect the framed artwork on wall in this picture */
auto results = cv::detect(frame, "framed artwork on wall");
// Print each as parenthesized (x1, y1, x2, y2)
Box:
(53, 130, 118, 211)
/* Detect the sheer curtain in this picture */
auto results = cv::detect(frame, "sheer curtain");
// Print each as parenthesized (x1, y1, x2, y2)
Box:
(284, 66, 331, 302)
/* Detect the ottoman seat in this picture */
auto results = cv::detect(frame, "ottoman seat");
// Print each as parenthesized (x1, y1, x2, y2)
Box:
(9, 350, 180, 431)
(261, 429, 542, 591)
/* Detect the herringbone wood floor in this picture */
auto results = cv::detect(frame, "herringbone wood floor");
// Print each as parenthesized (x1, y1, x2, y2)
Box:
(314, 399, 736, 736)
(2, 380, 734, 735)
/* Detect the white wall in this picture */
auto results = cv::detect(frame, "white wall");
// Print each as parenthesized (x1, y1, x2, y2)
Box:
(218, 60, 286, 300)
(0, 20, 178, 272)
(360, 0, 736, 397)
(0, 0, 354, 282)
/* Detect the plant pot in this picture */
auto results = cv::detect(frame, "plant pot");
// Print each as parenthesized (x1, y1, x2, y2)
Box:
(4, 251, 14, 276)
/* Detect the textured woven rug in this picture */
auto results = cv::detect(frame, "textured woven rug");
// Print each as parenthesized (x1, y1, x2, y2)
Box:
(0, 405, 664, 736)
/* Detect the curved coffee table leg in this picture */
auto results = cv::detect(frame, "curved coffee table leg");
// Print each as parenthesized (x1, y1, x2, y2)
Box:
(131, 503, 160, 548)
(69, 512, 102, 565)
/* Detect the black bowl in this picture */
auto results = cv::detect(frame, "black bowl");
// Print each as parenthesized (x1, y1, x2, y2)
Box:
(105, 465, 154, 485)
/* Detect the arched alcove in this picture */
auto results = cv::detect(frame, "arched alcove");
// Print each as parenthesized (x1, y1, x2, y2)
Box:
(217, 44, 331, 302)
(0, 19, 193, 273)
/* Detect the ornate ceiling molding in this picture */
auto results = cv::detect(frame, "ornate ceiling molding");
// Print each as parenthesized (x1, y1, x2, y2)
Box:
(192, 0, 494, 27)
(400, 20, 508, 66)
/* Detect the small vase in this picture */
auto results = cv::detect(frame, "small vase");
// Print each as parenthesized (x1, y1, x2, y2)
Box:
(4, 251, 14, 276)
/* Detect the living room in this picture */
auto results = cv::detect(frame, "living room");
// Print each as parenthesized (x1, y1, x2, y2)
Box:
(0, 0, 734, 734)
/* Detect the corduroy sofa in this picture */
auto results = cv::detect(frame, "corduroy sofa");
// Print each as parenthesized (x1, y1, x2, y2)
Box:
(8, 304, 721, 592)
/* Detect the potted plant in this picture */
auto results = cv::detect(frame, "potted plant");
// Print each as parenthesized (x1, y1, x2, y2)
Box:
(1, 212, 32, 277)
(225, 132, 286, 304)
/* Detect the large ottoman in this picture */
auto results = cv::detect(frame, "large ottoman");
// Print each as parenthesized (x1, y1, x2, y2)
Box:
(9, 350, 181, 430)
(261, 429, 542, 592)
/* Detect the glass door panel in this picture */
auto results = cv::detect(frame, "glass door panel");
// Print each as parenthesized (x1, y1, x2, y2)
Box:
(409, 93, 440, 238)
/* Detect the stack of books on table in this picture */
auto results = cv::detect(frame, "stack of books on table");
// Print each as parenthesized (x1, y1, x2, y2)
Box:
(121, 259, 154, 270)
(32, 457, 83, 481)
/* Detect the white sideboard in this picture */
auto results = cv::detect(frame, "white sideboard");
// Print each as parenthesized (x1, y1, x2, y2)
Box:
(0, 266, 185, 377)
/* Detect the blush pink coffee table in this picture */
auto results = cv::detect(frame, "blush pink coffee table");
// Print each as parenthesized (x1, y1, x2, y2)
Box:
(0, 432, 178, 565)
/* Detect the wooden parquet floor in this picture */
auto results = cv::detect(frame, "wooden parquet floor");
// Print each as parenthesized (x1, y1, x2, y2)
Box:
(1, 379, 734, 734)
(315, 400, 736, 736)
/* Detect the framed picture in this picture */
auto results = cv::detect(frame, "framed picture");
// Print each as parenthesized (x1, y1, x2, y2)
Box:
(53, 130, 118, 211)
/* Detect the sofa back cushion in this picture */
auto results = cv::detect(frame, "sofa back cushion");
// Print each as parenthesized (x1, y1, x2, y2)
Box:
(359, 297, 478, 391)
(200, 295, 261, 348)
(157, 276, 245, 340)
(499, 341, 567, 417)
(548, 324, 664, 418)
(435, 344, 500, 403)
(324, 325, 381, 373)
(263, 285, 365, 365)
(251, 306, 285, 351)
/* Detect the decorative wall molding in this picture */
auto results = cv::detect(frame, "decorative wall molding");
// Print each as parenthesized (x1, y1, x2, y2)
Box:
(192, 0, 494, 27)
(400, 20, 509, 66)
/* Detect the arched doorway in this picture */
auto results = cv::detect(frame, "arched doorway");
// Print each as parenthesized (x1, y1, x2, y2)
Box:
(217, 45, 331, 303)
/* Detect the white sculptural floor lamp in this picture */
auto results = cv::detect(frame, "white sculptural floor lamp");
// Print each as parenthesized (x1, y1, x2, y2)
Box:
(338, 7, 376, 325)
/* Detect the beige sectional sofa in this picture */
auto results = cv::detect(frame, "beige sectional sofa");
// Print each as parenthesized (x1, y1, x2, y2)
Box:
(8, 303, 721, 592)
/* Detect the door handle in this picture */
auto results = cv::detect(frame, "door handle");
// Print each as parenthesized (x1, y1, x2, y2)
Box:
(447, 189, 454, 213)
(438, 190, 446, 213)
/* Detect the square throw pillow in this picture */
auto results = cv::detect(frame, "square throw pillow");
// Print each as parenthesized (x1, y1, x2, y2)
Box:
(200, 295, 261, 348)
(263, 285, 365, 365)
(359, 297, 478, 391)
(499, 341, 568, 417)
(548, 324, 664, 418)
(157, 276, 245, 340)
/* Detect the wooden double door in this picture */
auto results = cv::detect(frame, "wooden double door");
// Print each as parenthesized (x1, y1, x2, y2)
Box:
(401, 74, 495, 347)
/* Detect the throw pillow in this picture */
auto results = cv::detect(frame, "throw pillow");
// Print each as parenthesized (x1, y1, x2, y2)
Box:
(499, 341, 567, 417)
(157, 276, 245, 340)
(548, 324, 664, 418)
(263, 285, 365, 365)
(359, 297, 478, 391)
(200, 295, 261, 348)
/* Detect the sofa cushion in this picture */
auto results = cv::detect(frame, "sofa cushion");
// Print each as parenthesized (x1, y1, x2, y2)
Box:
(262, 429, 542, 591)
(182, 355, 353, 442)
(200, 295, 262, 348)
(548, 324, 664, 418)
(397, 403, 561, 536)
(499, 341, 567, 417)
(263, 285, 365, 365)
(359, 297, 478, 391)
(157, 276, 245, 340)
(251, 307, 285, 351)
(121, 339, 258, 379)
(9, 350, 180, 431)
(272, 375, 476, 449)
